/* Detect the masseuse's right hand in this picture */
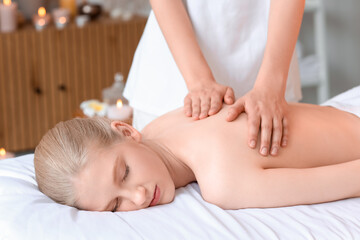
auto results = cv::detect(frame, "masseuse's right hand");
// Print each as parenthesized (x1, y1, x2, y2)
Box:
(184, 81, 235, 120)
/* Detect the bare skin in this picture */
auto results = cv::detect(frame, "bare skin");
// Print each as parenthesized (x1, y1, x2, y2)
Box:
(75, 103, 360, 212)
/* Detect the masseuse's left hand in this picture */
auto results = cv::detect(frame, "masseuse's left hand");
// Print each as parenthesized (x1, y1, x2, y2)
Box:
(226, 86, 288, 156)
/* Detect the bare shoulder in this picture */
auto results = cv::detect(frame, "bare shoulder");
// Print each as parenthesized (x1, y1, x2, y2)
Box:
(195, 158, 261, 210)
(141, 107, 191, 136)
(191, 131, 262, 209)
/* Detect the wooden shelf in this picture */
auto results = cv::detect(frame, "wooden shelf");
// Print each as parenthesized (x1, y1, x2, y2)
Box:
(0, 16, 147, 152)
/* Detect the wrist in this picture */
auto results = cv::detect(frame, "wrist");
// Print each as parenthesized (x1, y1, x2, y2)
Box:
(185, 75, 216, 91)
(253, 73, 287, 97)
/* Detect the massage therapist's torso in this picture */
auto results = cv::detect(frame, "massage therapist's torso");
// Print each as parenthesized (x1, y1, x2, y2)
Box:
(141, 103, 360, 203)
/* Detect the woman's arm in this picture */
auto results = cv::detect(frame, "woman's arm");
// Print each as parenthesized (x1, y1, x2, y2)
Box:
(207, 158, 360, 209)
(256, 0, 305, 90)
(150, 0, 234, 120)
(227, 0, 305, 156)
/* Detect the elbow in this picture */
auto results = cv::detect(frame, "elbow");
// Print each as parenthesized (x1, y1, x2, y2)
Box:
(202, 189, 254, 210)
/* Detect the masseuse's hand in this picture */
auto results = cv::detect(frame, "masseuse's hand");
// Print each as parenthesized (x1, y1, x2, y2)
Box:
(226, 87, 288, 156)
(184, 81, 235, 120)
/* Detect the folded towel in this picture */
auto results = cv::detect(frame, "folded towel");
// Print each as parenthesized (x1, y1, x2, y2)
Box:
(321, 85, 360, 118)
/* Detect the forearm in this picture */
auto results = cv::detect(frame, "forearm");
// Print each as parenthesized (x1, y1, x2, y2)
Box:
(150, 0, 214, 88)
(255, 0, 305, 93)
(221, 159, 360, 209)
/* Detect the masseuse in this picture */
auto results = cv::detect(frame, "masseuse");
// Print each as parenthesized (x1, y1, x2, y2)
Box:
(124, 0, 305, 156)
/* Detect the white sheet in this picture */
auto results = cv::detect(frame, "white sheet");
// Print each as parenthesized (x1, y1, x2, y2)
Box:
(1, 154, 360, 240)
(321, 85, 360, 118)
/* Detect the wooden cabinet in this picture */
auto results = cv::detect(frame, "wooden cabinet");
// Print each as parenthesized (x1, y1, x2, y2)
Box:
(0, 17, 147, 152)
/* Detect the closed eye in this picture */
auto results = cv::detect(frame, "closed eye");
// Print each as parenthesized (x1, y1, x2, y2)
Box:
(112, 198, 118, 212)
(112, 165, 129, 212)
(123, 165, 129, 182)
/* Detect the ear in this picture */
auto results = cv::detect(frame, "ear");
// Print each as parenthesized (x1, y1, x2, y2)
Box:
(110, 121, 142, 142)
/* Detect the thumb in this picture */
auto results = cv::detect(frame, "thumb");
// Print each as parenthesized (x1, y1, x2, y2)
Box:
(224, 87, 235, 105)
(226, 98, 245, 122)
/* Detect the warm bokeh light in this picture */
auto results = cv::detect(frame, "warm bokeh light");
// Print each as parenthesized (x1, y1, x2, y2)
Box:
(38, 7, 46, 17)
(59, 16, 67, 24)
(116, 99, 123, 108)
(0, 148, 6, 157)
(3, 0, 11, 6)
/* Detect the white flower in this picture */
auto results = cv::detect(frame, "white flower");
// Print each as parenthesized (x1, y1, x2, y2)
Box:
(80, 100, 108, 117)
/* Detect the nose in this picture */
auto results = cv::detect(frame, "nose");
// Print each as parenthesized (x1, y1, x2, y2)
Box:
(130, 185, 147, 207)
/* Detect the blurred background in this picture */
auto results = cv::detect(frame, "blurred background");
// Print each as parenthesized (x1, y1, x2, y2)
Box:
(0, 0, 359, 157)
(299, 0, 359, 103)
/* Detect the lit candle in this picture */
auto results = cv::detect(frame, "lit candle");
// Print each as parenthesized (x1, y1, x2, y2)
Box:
(0, 147, 15, 160)
(32, 7, 51, 31)
(59, 0, 77, 18)
(52, 8, 70, 30)
(0, 0, 18, 33)
(107, 99, 133, 121)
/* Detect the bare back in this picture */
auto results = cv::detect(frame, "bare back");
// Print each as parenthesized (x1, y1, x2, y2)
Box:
(142, 103, 360, 206)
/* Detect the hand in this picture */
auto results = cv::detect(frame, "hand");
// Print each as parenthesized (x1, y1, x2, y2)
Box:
(184, 81, 235, 120)
(226, 88, 289, 156)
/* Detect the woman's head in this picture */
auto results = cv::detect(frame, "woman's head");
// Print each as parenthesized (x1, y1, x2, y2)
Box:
(34, 117, 124, 207)
(34, 117, 176, 212)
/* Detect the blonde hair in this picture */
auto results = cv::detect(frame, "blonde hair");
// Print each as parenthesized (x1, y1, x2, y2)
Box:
(34, 117, 124, 208)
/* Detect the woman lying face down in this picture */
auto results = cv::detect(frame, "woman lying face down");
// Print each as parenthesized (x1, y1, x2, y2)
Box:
(34, 102, 360, 212)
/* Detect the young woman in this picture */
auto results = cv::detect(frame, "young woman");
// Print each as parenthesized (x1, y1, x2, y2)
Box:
(34, 86, 360, 212)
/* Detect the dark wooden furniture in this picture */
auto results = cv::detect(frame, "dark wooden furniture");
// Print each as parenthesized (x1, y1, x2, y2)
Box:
(0, 17, 147, 152)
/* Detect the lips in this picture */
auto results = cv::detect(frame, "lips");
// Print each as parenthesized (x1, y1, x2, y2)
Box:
(149, 185, 160, 207)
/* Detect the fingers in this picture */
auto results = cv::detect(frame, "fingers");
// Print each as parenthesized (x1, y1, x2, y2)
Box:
(184, 95, 192, 117)
(259, 115, 288, 156)
(208, 95, 222, 116)
(185, 94, 221, 119)
(199, 97, 211, 119)
(259, 116, 273, 156)
(247, 112, 260, 149)
(191, 97, 201, 120)
(224, 87, 235, 105)
(281, 117, 289, 147)
(270, 117, 282, 156)
(226, 99, 245, 122)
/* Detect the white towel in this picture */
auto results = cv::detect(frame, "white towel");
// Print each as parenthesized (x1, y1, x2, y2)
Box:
(321, 85, 360, 118)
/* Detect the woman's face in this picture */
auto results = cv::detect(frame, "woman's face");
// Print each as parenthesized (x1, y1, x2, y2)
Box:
(74, 140, 176, 212)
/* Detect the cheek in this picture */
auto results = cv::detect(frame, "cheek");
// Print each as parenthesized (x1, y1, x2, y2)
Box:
(166, 187, 176, 203)
(118, 201, 141, 212)
(135, 147, 161, 169)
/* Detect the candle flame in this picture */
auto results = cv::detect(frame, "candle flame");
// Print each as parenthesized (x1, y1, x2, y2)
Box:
(38, 7, 46, 17)
(116, 99, 123, 108)
(4, 0, 11, 6)
(0, 148, 6, 157)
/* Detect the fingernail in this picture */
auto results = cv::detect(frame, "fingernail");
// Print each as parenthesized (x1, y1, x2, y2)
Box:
(250, 140, 256, 148)
(271, 147, 278, 155)
(282, 140, 287, 147)
(261, 147, 268, 155)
